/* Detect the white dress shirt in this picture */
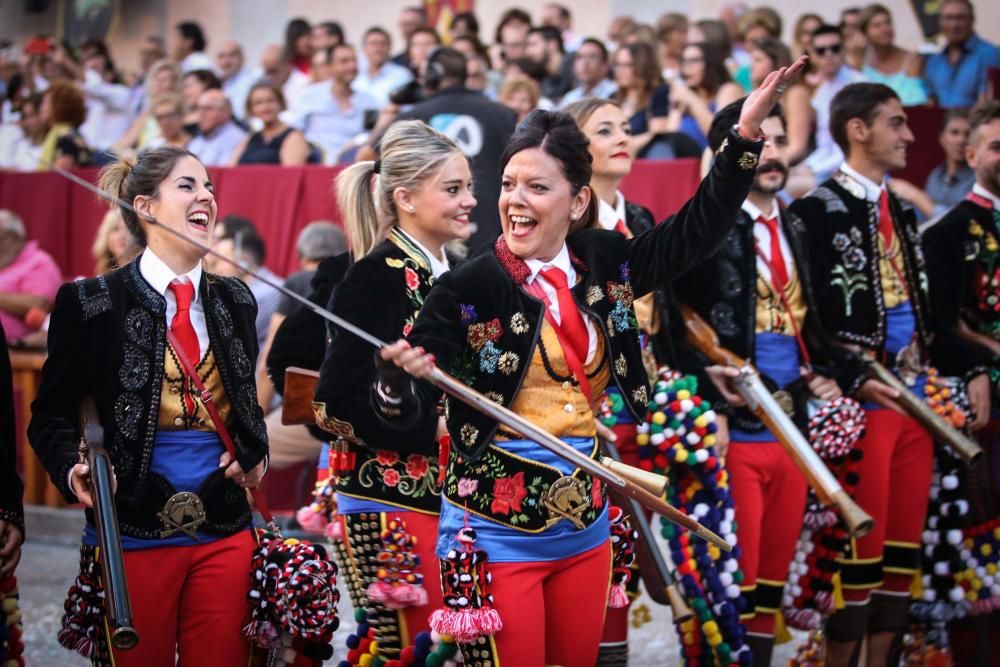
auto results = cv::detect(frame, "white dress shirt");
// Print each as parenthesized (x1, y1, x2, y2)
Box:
(396, 228, 450, 278)
(287, 85, 378, 164)
(222, 68, 258, 120)
(972, 182, 1000, 210)
(839, 162, 886, 203)
(353, 61, 414, 107)
(181, 51, 218, 75)
(742, 199, 794, 284)
(187, 120, 248, 166)
(524, 244, 598, 363)
(139, 248, 209, 359)
(597, 191, 627, 232)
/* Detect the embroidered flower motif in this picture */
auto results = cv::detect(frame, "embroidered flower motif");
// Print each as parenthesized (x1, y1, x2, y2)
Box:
(586, 286, 604, 306)
(610, 301, 631, 332)
(484, 391, 505, 404)
(843, 247, 867, 271)
(607, 281, 634, 308)
(402, 322, 413, 337)
(405, 454, 430, 479)
(509, 312, 529, 335)
(376, 450, 399, 466)
(382, 468, 401, 487)
(832, 233, 851, 251)
(737, 151, 759, 170)
(460, 423, 479, 447)
(457, 477, 479, 498)
(614, 354, 628, 376)
(484, 318, 503, 342)
(404, 267, 420, 290)
(460, 303, 478, 326)
(490, 471, 528, 515)
(591, 478, 603, 509)
(467, 323, 488, 351)
(632, 386, 648, 405)
(479, 341, 500, 373)
(498, 351, 520, 375)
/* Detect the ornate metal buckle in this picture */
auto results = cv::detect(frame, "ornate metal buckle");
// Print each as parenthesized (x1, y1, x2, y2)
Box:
(543, 476, 589, 529)
(157, 491, 207, 540)
(772, 389, 795, 417)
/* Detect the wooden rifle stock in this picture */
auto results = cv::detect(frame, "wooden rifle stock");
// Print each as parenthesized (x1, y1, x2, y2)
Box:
(681, 306, 875, 538)
(281, 367, 320, 425)
(79, 397, 139, 650)
(602, 439, 692, 621)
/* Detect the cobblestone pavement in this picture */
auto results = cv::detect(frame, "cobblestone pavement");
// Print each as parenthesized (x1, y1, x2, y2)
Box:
(16, 532, 801, 666)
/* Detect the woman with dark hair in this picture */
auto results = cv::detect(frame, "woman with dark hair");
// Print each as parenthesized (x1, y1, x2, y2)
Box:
(232, 82, 309, 165)
(37, 80, 91, 170)
(285, 17, 313, 75)
(450, 11, 480, 40)
(611, 41, 671, 150)
(666, 42, 744, 152)
(29, 146, 267, 665)
(377, 59, 805, 666)
(859, 4, 927, 105)
(181, 69, 220, 135)
(406, 27, 442, 74)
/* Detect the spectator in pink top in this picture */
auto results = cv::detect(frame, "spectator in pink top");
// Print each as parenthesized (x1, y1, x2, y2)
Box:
(0, 210, 63, 343)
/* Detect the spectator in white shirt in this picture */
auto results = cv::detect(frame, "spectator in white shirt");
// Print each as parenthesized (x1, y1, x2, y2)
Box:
(287, 43, 377, 164)
(78, 51, 134, 150)
(127, 36, 166, 116)
(186, 89, 247, 166)
(216, 41, 256, 120)
(354, 27, 414, 107)
(172, 21, 216, 74)
(260, 44, 311, 109)
(559, 38, 618, 108)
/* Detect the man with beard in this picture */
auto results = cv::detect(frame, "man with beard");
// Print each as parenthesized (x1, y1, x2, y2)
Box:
(674, 99, 858, 667)
(790, 83, 991, 666)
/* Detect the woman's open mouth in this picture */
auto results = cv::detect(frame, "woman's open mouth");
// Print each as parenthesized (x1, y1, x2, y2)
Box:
(509, 214, 537, 238)
(187, 211, 210, 232)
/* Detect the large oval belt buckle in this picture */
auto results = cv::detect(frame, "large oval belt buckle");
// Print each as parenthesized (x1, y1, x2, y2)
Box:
(772, 389, 795, 417)
(158, 491, 207, 540)
(543, 476, 589, 529)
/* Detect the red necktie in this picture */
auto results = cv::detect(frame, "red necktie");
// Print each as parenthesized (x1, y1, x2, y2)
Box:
(878, 189, 894, 249)
(615, 218, 629, 236)
(539, 267, 589, 365)
(758, 215, 789, 293)
(168, 279, 201, 419)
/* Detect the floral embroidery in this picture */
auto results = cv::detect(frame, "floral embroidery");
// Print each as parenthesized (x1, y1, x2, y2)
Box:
(738, 151, 759, 170)
(404, 267, 420, 290)
(376, 450, 399, 466)
(591, 479, 603, 509)
(457, 477, 479, 497)
(460, 423, 479, 447)
(510, 312, 529, 335)
(353, 451, 440, 498)
(632, 386, 648, 405)
(491, 471, 528, 515)
(405, 453, 429, 479)
(833, 233, 851, 251)
(383, 468, 401, 487)
(610, 301, 632, 332)
(479, 341, 500, 373)
(484, 391, 505, 404)
(614, 354, 628, 376)
(386, 255, 430, 338)
(830, 225, 870, 317)
(586, 286, 604, 305)
(460, 304, 479, 326)
(498, 351, 520, 375)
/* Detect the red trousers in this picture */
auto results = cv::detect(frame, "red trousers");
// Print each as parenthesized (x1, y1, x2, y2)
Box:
(108, 530, 256, 667)
(840, 410, 933, 602)
(488, 540, 612, 666)
(727, 440, 809, 637)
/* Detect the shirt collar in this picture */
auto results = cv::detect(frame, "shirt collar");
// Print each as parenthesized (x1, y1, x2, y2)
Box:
(139, 247, 202, 301)
(741, 198, 779, 221)
(839, 162, 885, 202)
(597, 191, 627, 231)
(973, 183, 1000, 210)
(393, 227, 450, 278)
(525, 243, 573, 284)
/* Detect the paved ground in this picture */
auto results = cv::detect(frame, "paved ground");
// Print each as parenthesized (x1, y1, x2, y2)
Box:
(15, 509, 802, 665)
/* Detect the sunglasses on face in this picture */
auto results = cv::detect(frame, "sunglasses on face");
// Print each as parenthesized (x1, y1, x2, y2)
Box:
(814, 44, 842, 56)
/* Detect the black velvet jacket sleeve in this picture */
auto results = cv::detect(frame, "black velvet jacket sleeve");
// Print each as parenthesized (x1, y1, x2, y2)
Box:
(0, 323, 24, 537)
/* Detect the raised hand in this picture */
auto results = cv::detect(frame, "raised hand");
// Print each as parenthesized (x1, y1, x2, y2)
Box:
(738, 55, 809, 139)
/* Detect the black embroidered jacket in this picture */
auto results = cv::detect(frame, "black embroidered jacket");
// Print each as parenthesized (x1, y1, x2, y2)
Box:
(28, 258, 268, 539)
(0, 323, 24, 538)
(922, 197, 1000, 378)
(378, 128, 763, 459)
(673, 207, 866, 431)
(313, 230, 443, 513)
(789, 172, 933, 379)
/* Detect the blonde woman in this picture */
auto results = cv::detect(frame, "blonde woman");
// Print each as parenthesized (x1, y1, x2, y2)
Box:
(91, 207, 140, 275)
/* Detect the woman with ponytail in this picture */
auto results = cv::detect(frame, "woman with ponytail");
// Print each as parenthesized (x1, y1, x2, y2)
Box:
(29, 147, 268, 666)
(311, 120, 476, 665)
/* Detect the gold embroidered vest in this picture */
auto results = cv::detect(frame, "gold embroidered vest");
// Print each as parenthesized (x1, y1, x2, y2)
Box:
(158, 343, 233, 430)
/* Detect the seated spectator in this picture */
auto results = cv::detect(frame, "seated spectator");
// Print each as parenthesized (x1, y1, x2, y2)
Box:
(78, 47, 134, 151)
(542, 3, 583, 53)
(450, 12, 480, 41)
(665, 42, 743, 152)
(525, 25, 574, 101)
(611, 41, 670, 150)
(37, 80, 91, 170)
(92, 207, 140, 275)
(859, 4, 927, 106)
(205, 216, 282, 350)
(0, 95, 44, 171)
(494, 8, 532, 67)
(145, 91, 190, 149)
(802, 24, 866, 182)
(499, 77, 540, 122)
(749, 37, 811, 164)
(792, 13, 823, 58)
(114, 59, 182, 151)
(688, 19, 733, 65)
(503, 57, 555, 108)
(607, 16, 637, 52)
(216, 41, 255, 120)
(924, 0, 1000, 108)
(127, 35, 166, 115)
(0, 210, 62, 344)
(172, 21, 215, 73)
(926, 108, 975, 213)
(656, 12, 688, 81)
(182, 69, 221, 134)
(285, 18, 313, 75)
(734, 8, 782, 90)
(840, 7, 867, 71)
(559, 37, 617, 108)
(287, 43, 377, 164)
(309, 44, 335, 85)
(260, 44, 312, 109)
(453, 36, 498, 97)
(353, 27, 414, 107)
(311, 21, 344, 52)
(406, 27, 442, 75)
(232, 82, 309, 165)
(186, 88, 247, 166)
(392, 5, 429, 67)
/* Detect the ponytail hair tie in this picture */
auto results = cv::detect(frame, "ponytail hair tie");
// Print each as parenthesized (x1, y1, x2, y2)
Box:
(372, 159, 381, 174)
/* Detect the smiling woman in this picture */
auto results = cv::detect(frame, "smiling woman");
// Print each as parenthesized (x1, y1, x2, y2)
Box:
(373, 57, 807, 666)
(29, 147, 268, 665)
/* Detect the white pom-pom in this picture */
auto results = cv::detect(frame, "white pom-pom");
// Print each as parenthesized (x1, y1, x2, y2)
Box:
(694, 503, 709, 518)
(948, 529, 964, 545)
(942, 474, 959, 490)
(681, 399, 695, 412)
(655, 392, 668, 405)
(928, 517, 939, 529)
(720, 572, 734, 586)
(727, 584, 741, 598)
(950, 587, 966, 602)
(686, 432, 700, 445)
(976, 566, 987, 579)
(934, 561, 951, 576)
(788, 573, 800, 585)
(695, 449, 709, 463)
(650, 433, 665, 446)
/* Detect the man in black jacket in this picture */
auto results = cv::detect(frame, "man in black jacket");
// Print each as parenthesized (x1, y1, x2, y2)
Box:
(396, 47, 517, 251)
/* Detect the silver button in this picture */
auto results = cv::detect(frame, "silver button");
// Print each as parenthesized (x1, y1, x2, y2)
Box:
(170, 387, 179, 394)
(564, 403, 574, 413)
(173, 417, 184, 426)
(562, 381, 571, 390)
